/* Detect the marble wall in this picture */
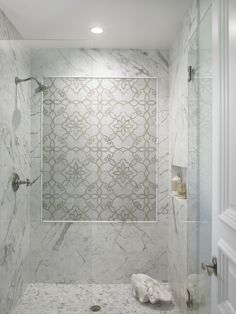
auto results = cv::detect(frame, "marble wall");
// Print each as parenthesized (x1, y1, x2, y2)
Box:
(29, 49, 169, 283)
(168, 197, 188, 311)
(0, 9, 31, 314)
(168, 0, 212, 313)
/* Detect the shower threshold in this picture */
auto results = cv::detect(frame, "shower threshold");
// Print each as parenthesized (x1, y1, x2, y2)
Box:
(11, 283, 179, 314)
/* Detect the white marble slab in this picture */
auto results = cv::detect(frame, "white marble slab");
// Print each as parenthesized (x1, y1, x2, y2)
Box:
(29, 48, 169, 284)
(27, 220, 168, 284)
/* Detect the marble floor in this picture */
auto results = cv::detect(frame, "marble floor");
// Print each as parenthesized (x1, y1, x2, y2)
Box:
(11, 283, 180, 314)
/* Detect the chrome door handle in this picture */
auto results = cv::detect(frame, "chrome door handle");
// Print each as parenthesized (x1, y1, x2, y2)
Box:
(201, 256, 217, 276)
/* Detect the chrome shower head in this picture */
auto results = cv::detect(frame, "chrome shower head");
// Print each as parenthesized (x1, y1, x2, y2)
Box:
(34, 83, 49, 93)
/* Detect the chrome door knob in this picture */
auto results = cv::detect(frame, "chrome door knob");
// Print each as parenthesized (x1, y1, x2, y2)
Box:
(201, 256, 217, 276)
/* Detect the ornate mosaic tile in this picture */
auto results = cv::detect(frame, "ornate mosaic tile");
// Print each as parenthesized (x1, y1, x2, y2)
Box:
(42, 78, 157, 221)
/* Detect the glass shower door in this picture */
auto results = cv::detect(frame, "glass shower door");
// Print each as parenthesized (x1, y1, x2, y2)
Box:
(187, 7, 212, 314)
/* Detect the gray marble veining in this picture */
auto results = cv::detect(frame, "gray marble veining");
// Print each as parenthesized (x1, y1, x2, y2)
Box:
(29, 48, 170, 284)
(27, 220, 168, 284)
(0, 8, 31, 314)
(0, 10, 21, 40)
(32, 49, 169, 79)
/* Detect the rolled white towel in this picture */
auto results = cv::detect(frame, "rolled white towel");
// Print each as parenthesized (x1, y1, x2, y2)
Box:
(131, 274, 172, 304)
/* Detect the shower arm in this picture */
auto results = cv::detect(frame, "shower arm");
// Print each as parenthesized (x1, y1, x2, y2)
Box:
(15, 76, 42, 86)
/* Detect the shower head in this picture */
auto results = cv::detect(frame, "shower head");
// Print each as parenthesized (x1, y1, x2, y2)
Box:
(34, 83, 49, 93)
(15, 76, 49, 93)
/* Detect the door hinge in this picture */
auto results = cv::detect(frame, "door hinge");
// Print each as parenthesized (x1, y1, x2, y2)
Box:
(188, 65, 193, 82)
(186, 289, 193, 308)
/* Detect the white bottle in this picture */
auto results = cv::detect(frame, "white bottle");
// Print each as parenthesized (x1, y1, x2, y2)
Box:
(172, 175, 181, 192)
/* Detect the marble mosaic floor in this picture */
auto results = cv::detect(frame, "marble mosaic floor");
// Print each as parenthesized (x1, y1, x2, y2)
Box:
(11, 283, 180, 314)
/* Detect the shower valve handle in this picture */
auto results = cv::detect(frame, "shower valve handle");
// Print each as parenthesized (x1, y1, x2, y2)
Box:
(12, 173, 30, 192)
(18, 179, 30, 186)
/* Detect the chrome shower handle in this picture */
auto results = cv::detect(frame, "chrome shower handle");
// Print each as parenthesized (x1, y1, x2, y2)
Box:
(18, 179, 30, 186)
(12, 173, 30, 192)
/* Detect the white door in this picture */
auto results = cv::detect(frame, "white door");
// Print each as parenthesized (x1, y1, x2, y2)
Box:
(212, 0, 236, 313)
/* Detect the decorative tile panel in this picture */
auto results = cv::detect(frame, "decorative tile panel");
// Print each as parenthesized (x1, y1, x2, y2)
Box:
(42, 77, 157, 221)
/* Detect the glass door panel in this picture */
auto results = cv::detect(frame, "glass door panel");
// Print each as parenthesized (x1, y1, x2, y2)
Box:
(187, 7, 212, 314)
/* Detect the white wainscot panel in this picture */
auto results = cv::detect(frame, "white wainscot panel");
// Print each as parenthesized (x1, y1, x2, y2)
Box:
(218, 239, 236, 313)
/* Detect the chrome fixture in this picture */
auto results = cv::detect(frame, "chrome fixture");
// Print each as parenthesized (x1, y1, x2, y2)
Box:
(15, 76, 49, 93)
(12, 173, 30, 192)
(89, 305, 101, 312)
(188, 65, 193, 82)
(186, 289, 193, 308)
(201, 256, 217, 276)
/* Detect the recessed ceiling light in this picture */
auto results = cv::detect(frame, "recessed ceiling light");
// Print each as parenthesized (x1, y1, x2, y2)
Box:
(91, 27, 103, 34)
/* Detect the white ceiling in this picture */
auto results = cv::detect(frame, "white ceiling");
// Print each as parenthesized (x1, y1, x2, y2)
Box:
(0, 0, 193, 49)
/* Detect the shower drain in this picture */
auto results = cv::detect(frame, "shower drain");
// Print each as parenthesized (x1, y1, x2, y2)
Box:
(90, 305, 101, 312)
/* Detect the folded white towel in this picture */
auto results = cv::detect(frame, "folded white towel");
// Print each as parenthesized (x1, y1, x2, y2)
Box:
(131, 274, 172, 304)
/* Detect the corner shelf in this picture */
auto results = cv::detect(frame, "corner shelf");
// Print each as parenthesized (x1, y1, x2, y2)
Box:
(171, 165, 188, 201)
